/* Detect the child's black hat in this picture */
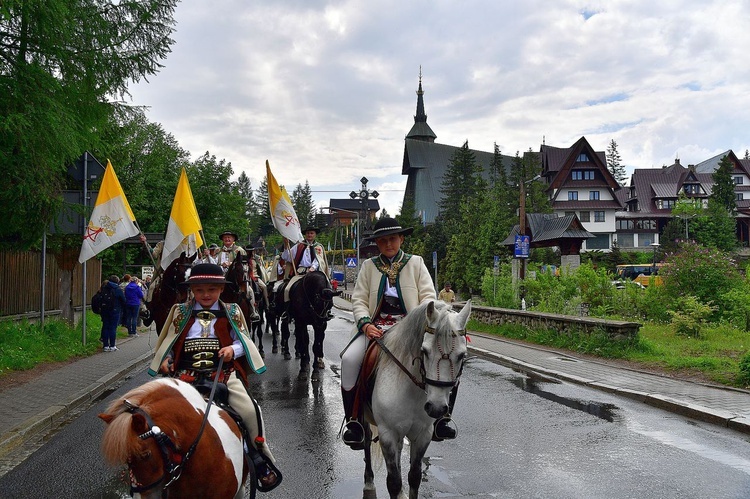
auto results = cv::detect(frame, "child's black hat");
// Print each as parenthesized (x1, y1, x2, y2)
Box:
(182, 263, 230, 286)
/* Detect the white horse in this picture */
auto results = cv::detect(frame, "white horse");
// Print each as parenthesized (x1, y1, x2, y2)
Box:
(363, 299, 471, 499)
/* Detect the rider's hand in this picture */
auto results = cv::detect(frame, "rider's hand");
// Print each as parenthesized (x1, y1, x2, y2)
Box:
(218, 346, 235, 361)
(364, 323, 382, 339)
(160, 356, 174, 375)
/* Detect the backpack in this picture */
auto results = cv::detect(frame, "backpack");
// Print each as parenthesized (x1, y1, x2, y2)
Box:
(96, 285, 117, 313)
(91, 290, 103, 314)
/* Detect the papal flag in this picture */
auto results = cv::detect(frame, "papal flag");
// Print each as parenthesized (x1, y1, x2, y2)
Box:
(266, 160, 303, 243)
(161, 167, 204, 270)
(78, 160, 139, 263)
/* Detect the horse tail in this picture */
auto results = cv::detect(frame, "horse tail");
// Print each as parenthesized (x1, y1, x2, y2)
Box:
(367, 424, 384, 469)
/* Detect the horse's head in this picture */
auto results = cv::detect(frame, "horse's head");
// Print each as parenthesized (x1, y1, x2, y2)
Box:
(301, 271, 335, 319)
(99, 378, 245, 498)
(421, 300, 471, 419)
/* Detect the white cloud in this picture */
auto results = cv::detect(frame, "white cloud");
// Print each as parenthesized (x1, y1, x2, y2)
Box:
(129, 0, 750, 216)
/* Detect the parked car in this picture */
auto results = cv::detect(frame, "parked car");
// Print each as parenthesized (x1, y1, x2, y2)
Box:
(615, 264, 664, 287)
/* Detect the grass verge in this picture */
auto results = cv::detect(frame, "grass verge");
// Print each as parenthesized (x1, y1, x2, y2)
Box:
(468, 318, 750, 388)
(0, 312, 129, 377)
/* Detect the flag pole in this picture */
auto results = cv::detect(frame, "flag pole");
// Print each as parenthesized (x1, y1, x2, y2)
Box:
(134, 222, 158, 269)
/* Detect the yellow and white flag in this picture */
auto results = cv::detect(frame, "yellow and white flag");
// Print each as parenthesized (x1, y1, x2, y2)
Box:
(266, 160, 303, 243)
(78, 160, 139, 263)
(161, 167, 204, 270)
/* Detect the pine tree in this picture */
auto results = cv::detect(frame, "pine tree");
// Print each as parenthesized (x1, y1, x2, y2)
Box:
(291, 181, 315, 228)
(711, 155, 737, 214)
(606, 139, 627, 185)
(438, 140, 482, 230)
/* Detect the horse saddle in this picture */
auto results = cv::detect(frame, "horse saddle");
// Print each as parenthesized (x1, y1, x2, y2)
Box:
(282, 275, 304, 302)
(352, 340, 381, 418)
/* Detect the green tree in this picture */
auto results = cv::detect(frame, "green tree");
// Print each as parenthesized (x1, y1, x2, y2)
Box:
(0, 0, 178, 247)
(606, 139, 627, 185)
(438, 141, 482, 231)
(255, 176, 273, 238)
(291, 181, 315, 228)
(710, 155, 737, 214)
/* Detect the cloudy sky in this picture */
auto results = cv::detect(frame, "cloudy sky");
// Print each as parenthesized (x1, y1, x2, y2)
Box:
(128, 0, 750, 216)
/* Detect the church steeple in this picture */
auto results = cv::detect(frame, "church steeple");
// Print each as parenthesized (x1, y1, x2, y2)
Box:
(406, 67, 437, 143)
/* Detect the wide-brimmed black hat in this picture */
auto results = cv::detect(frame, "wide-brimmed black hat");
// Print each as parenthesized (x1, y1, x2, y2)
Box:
(365, 217, 413, 242)
(181, 263, 230, 286)
(302, 226, 320, 234)
(219, 230, 239, 240)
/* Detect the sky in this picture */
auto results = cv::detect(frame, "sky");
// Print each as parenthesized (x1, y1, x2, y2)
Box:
(128, 0, 750, 217)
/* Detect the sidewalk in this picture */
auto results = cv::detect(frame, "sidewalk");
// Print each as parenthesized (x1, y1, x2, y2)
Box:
(1, 298, 750, 467)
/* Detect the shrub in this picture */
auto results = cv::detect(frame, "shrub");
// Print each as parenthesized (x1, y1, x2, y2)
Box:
(738, 352, 750, 387)
(668, 296, 716, 338)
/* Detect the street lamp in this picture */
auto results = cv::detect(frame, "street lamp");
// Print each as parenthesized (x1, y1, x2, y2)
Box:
(324, 207, 360, 276)
(651, 242, 660, 272)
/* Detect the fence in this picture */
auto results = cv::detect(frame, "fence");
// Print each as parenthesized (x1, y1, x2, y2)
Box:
(0, 251, 101, 321)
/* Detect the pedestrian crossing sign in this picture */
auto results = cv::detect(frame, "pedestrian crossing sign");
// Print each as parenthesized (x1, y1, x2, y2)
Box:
(346, 257, 357, 268)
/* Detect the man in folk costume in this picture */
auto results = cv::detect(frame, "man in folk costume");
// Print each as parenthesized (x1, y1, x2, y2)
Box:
(148, 263, 281, 490)
(218, 230, 260, 321)
(278, 226, 333, 320)
(339, 217, 458, 449)
(245, 245, 270, 311)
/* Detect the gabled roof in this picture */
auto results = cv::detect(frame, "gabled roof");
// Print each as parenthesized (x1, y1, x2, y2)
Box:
(502, 213, 594, 247)
(542, 136, 620, 192)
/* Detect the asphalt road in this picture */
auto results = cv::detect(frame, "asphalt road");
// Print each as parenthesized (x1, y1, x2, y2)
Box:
(1, 311, 750, 498)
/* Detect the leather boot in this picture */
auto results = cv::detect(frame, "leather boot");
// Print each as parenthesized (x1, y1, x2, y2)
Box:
(341, 388, 364, 449)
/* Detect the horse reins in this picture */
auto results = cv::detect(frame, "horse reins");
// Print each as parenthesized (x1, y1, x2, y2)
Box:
(374, 325, 467, 391)
(124, 357, 225, 497)
(300, 272, 334, 320)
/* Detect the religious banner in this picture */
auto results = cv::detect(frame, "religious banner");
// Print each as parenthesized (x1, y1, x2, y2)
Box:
(266, 160, 303, 243)
(161, 168, 203, 269)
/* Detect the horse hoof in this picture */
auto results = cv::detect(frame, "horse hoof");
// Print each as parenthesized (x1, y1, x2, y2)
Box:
(284, 352, 292, 361)
(315, 359, 325, 370)
(298, 370, 308, 380)
(272, 346, 278, 354)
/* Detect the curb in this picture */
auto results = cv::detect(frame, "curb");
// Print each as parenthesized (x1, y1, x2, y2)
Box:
(469, 344, 750, 435)
(0, 352, 152, 461)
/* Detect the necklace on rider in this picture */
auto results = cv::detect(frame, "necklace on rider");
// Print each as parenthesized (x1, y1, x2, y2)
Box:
(196, 311, 215, 337)
(378, 252, 404, 286)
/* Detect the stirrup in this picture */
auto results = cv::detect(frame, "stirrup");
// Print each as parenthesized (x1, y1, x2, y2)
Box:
(432, 416, 458, 442)
(342, 419, 365, 450)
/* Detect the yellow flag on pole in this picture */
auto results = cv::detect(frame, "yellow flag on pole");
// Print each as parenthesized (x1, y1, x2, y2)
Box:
(266, 160, 303, 243)
(78, 160, 139, 263)
(161, 168, 204, 269)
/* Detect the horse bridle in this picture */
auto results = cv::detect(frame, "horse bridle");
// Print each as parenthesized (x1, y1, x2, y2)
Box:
(300, 272, 334, 320)
(123, 358, 225, 497)
(374, 325, 467, 390)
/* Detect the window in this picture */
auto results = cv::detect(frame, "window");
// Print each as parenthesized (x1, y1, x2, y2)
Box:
(683, 184, 701, 195)
(584, 170, 595, 180)
(594, 211, 605, 222)
(586, 234, 609, 249)
(734, 176, 744, 185)
(589, 191, 600, 200)
(579, 211, 590, 222)
(568, 191, 578, 201)
(617, 234, 634, 248)
(617, 220, 634, 230)
(737, 193, 744, 201)
(572, 171, 582, 180)
(657, 199, 676, 209)
(576, 153, 590, 162)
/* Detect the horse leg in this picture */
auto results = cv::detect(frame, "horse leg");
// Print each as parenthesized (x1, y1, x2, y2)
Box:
(281, 318, 292, 360)
(312, 322, 326, 370)
(407, 433, 432, 499)
(296, 321, 310, 380)
(380, 432, 405, 499)
(363, 424, 376, 499)
(255, 320, 265, 358)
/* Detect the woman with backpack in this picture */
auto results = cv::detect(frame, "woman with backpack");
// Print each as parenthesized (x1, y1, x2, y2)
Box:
(100, 275, 126, 351)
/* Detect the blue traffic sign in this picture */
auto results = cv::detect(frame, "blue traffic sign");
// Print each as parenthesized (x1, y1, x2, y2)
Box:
(346, 257, 358, 268)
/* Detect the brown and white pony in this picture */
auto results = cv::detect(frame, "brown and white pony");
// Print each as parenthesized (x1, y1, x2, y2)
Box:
(99, 378, 247, 499)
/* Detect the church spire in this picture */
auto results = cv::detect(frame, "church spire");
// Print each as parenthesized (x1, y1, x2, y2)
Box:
(406, 66, 436, 143)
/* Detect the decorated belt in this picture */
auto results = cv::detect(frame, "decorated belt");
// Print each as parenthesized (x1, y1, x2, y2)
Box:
(177, 368, 233, 384)
(373, 312, 405, 332)
(179, 338, 222, 371)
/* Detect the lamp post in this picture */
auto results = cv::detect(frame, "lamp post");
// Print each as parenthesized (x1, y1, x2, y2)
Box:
(350, 177, 379, 230)
(651, 242, 660, 272)
(324, 207, 360, 275)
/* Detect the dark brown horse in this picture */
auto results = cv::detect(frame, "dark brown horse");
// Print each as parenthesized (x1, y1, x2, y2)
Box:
(145, 253, 194, 333)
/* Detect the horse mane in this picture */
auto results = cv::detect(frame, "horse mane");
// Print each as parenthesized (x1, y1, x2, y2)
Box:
(100, 379, 183, 466)
(379, 299, 452, 363)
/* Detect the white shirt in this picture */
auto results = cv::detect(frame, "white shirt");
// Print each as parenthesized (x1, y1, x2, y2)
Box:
(187, 303, 245, 359)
